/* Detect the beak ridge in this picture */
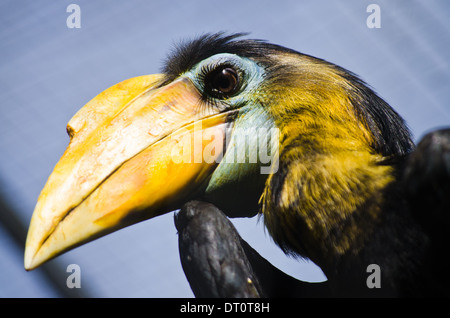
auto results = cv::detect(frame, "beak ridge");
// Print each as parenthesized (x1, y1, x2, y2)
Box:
(25, 74, 232, 270)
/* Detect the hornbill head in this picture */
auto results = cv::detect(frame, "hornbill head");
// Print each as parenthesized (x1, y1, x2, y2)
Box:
(24, 33, 414, 274)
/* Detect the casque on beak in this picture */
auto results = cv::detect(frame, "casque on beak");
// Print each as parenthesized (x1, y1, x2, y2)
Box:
(24, 74, 235, 270)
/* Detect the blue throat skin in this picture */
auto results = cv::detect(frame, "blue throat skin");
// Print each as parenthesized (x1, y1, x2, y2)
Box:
(25, 33, 449, 297)
(185, 53, 278, 216)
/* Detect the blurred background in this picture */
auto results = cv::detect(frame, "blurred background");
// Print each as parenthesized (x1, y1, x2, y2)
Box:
(0, 0, 449, 297)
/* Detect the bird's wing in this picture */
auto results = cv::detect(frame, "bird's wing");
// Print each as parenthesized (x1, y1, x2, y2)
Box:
(403, 128, 450, 238)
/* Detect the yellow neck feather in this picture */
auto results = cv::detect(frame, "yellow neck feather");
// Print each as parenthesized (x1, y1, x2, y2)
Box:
(262, 127, 394, 270)
(260, 54, 395, 270)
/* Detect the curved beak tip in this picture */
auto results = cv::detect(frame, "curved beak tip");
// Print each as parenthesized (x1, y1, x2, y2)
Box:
(24, 241, 43, 271)
(24, 74, 233, 270)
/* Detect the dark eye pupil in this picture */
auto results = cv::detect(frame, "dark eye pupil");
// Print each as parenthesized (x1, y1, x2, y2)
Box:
(208, 67, 239, 97)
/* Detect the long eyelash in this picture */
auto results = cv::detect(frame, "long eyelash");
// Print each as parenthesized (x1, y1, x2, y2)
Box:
(197, 63, 233, 112)
(199, 63, 215, 80)
(199, 90, 232, 113)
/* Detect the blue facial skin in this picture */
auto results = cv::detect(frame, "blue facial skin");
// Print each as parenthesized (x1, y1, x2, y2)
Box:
(181, 53, 279, 217)
(185, 53, 267, 110)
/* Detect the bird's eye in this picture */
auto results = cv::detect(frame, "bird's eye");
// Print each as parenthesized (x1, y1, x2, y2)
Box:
(205, 66, 240, 98)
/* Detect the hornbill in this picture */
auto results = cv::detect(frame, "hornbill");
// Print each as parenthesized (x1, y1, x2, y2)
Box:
(24, 33, 450, 297)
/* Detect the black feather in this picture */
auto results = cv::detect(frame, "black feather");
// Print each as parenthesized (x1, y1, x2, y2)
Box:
(163, 32, 414, 159)
(341, 70, 415, 158)
(162, 32, 294, 83)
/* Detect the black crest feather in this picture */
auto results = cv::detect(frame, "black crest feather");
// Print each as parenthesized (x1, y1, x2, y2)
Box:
(162, 32, 294, 83)
(162, 32, 414, 158)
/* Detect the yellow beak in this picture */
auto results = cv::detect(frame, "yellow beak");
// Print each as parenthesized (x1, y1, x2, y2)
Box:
(24, 74, 234, 270)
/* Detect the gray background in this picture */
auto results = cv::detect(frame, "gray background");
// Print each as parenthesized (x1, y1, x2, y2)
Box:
(0, 0, 449, 297)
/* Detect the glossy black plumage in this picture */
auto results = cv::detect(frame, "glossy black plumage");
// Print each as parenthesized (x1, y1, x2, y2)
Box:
(169, 34, 450, 297)
(177, 128, 450, 297)
(163, 33, 415, 159)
